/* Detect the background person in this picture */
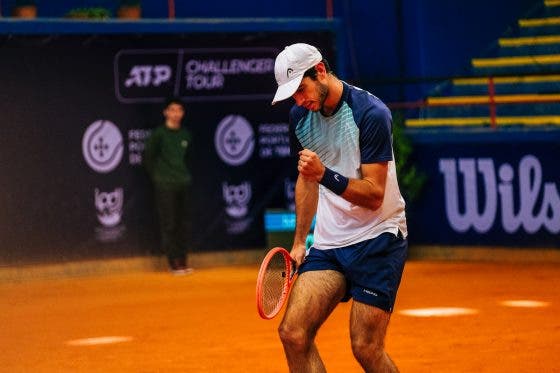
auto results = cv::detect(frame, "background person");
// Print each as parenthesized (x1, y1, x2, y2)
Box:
(143, 97, 194, 275)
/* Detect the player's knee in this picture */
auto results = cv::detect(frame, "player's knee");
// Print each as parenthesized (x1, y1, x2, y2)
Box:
(278, 323, 311, 352)
(351, 336, 384, 365)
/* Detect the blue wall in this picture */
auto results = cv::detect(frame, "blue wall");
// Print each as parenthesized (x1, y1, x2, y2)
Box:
(399, 0, 540, 100)
(1, 0, 541, 101)
(1, 0, 331, 18)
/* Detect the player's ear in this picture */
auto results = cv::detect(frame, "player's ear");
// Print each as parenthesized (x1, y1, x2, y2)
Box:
(315, 62, 328, 79)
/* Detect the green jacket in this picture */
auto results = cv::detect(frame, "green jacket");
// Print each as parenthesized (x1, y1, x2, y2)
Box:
(143, 125, 192, 188)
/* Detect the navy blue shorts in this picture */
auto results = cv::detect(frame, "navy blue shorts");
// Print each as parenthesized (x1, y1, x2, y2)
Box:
(298, 232, 407, 312)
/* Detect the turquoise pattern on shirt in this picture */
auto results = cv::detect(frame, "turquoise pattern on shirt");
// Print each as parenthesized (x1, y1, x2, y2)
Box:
(294, 102, 360, 177)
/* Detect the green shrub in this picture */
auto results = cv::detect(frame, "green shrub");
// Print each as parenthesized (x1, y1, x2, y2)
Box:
(66, 7, 111, 19)
(392, 110, 427, 202)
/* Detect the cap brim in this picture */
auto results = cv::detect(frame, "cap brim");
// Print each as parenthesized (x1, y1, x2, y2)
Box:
(271, 74, 304, 105)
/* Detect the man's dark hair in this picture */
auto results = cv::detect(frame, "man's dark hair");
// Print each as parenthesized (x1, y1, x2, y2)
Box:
(164, 96, 185, 110)
(303, 58, 333, 80)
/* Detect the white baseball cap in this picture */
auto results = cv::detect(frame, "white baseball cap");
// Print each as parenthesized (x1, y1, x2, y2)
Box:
(272, 43, 323, 105)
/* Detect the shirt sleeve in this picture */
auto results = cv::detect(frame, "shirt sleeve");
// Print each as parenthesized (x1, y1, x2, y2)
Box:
(358, 104, 393, 164)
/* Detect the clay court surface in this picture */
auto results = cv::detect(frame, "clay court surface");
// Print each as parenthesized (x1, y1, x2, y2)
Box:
(1, 260, 559, 372)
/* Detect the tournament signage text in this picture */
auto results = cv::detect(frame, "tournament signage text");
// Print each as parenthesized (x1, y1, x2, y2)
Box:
(115, 48, 278, 103)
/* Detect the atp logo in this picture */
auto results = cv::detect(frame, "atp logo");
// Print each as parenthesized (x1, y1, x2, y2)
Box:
(214, 115, 255, 166)
(82, 120, 124, 173)
(125, 65, 172, 87)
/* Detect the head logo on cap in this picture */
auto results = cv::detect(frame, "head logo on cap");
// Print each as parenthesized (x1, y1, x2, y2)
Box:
(286, 68, 294, 79)
(272, 43, 323, 105)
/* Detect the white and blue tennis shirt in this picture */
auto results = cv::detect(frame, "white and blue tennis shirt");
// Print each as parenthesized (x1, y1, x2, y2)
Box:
(289, 82, 408, 249)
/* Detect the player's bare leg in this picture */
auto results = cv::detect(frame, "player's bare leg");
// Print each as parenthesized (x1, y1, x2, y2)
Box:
(350, 301, 398, 373)
(278, 270, 346, 373)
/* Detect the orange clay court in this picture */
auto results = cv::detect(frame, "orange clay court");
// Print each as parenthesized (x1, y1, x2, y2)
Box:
(1, 259, 559, 372)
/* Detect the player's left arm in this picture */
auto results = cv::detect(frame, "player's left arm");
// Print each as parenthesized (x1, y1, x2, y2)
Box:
(342, 162, 388, 210)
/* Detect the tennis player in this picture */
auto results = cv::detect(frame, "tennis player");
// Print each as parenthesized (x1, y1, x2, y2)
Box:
(272, 43, 408, 372)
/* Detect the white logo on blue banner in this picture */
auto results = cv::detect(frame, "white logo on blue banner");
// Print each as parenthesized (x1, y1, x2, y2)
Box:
(82, 120, 124, 173)
(439, 155, 560, 234)
(114, 48, 278, 103)
(214, 115, 254, 166)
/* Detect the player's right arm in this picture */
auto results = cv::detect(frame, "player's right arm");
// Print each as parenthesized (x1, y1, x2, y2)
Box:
(288, 105, 318, 267)
(291, 174, 318, 268)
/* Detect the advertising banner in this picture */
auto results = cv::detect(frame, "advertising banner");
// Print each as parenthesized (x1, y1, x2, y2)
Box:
(0, 33, 334, 265)
(407, 130, 560, 247)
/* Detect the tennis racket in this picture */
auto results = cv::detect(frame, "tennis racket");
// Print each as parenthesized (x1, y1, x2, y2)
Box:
(256, 247, 297, 320)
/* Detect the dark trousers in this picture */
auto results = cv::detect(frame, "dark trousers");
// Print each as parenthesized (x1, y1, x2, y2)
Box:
(155, 185, 192, 264)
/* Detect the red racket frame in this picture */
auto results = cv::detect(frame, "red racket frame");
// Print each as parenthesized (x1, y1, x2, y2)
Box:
(256, 247, 295, 320)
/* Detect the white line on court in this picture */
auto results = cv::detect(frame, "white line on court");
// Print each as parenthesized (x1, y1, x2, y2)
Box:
(500, 300, 550, 308)
(398, 307, 479, 317)
(66, 336, 133, 346)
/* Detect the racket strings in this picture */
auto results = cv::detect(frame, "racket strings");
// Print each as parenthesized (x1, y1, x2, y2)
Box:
(261, 253, 289, 316)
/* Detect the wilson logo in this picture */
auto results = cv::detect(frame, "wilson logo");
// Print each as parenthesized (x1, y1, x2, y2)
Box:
(439, 155, 560, 234)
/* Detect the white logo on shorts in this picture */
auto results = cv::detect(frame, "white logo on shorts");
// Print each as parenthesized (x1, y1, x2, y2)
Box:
(363, 289, 378, 297)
